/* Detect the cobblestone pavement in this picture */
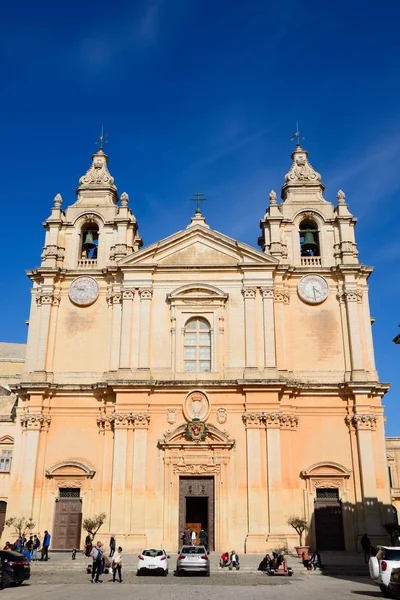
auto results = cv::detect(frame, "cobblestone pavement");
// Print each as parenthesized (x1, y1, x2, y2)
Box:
(2, 570, 380, 600)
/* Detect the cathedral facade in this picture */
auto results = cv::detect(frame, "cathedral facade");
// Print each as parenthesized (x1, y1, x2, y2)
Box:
(0, 144, 392, 552)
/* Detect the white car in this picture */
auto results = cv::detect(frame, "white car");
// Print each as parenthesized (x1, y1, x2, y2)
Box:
(137, 548, 169, 576)
(369, 546, 400, 596)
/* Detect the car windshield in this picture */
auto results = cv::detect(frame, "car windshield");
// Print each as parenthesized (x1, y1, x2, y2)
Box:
(142, 549, 164, 557)
(181, 547, 205, 555)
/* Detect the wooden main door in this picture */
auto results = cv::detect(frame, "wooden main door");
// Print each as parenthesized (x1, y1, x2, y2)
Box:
(179, 477, 214, 550)
(53, 491, 82, 550)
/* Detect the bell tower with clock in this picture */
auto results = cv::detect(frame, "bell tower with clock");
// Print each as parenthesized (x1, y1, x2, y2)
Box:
(259, 142, 377, 383)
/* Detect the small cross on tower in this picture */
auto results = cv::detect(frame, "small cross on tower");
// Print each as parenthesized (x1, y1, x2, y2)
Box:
(191, 191, 206, 215)
(290, 122, 304, 148)
(96, 125, 108, 150)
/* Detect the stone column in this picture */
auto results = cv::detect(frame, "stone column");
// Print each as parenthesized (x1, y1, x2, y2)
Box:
(138, 288, 153, 370)
(109, 413, 129, 535)
(344, 291, 364, 379)
(273, 289, 289, 371)
(18, 413, 51, 516)
(119, 290, 134, 369)
(346, 414, 381, 535)
(242, 287, 257, 369)
(35, 293, 59, 373)
(265, 412, 298, 545)
(109, 293, 122, 371)
(130, 413, 150, 548)
(243, 412, 268, 552)
(266, 413, 284, 543)
(260, 287, 276, 370)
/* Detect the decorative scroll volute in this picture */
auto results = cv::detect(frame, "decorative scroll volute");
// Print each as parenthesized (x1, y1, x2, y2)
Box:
(345, 414, 377, 431)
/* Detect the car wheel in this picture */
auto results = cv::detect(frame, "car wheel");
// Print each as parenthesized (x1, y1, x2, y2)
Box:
(379, 585, 393, 598)
(136, 570, 141, 576)
(206, 570, 210, 577)
(163, 569, 168, 577)
(16, 581, 23, 586)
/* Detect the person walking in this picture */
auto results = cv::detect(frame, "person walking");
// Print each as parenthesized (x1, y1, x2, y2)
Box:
(199, 528, 207, 549)
(41, 530, 51, 561)
(191, 529, 197, 546)
(109, 535, 116, 558)
(112, 546, 123, 582)
(90, 541, 104, 584)
(184, 528, 191, 545)
(361, 533, 371, 563)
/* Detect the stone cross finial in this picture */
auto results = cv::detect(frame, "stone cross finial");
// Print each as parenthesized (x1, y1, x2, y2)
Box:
(269, 190, 277, 205)
(53, 193, 62, 208)
(337, 189, 346, 204)
(120, 192, 129, 207)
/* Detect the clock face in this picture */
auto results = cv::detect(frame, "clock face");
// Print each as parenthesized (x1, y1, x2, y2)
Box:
(69, 276, 99, 306)
(298, 274, 329, 305)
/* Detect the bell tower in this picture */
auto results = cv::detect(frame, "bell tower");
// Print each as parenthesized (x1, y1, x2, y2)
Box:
(40, 148, 143, 271)
(23, 147, 143, 378)
(259, 143, 359, 268)
(259, 142, 377, 383)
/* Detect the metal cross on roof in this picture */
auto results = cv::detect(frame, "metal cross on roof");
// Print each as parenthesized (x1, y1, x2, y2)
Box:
(96, 125, 108, 150)
(290, 122, 304, 148)
(191, 191, 206, 215)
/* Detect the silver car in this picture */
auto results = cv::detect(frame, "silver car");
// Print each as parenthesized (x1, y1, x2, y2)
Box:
(176, 545, 210, 576)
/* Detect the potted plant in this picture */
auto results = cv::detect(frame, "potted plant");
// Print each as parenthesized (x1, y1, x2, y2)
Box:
(287, 516, 310, 557)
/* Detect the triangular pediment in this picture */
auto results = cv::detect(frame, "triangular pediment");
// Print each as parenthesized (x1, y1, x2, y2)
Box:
(118, 224, 277, 268)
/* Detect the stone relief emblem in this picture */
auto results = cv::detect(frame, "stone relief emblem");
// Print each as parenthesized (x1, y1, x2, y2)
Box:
(79, 152, 116, 188)
(183, 390, 210, 423)
(285, 149, 321, 183)
(216, 408, 227, 424)
(167, 408, 177, 424)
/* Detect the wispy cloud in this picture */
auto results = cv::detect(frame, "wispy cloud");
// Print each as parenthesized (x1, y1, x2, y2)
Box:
(73, 0, 166, 76)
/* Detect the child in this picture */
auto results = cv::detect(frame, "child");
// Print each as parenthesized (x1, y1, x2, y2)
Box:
(112, 546, 123, 583)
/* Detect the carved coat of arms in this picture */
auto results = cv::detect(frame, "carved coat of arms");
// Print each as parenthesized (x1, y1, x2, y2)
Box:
(186, 418, 207, 441)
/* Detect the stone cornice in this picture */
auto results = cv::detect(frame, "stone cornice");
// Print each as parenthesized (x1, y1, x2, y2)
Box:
(12, 380, 390, 398)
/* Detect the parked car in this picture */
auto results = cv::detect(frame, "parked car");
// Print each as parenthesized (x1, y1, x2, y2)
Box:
(369, 546, 400, 597)
(389, 567, 400, 598)
(137, 548, 169, 576)
(0, 550, 31, 587)
(176, 545, 210, 576)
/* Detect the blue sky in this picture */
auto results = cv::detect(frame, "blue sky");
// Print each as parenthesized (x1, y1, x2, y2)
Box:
(1, 0, 399, 433)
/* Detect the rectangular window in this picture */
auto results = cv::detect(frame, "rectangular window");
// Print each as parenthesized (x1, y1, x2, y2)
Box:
(0, 450, 12, 473)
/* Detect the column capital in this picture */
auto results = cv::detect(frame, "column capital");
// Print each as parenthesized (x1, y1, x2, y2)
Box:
(341, 290, 363, 304)
(107, 292, 122, 306)
(139, 288, 153, 300)
(266, 412, 298, 430)
(242, 287, 257, 299)
(260, 287, 274, 299)
(242, 412, 266, 427)
(274, 289, 290, 304)
(345, 413, 377, 430)
(104, 411, 151, 430)
(20, 413, 51, 430)
(122, 289, 135, 300)
(36, 293, 61, 307)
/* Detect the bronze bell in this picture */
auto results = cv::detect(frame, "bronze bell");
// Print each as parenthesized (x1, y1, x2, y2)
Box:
(82, 231, 96, 250)
(301, 230, 318, 254)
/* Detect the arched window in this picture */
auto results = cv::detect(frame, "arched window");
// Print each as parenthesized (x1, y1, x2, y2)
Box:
(184, 318, 211, 373)
(299, 219, 320, 257)
(80, 223, 99, 260)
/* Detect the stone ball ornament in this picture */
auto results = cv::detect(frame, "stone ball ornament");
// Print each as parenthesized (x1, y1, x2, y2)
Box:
(68, 276, 99, 306)
(298, 274, 329, 305)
